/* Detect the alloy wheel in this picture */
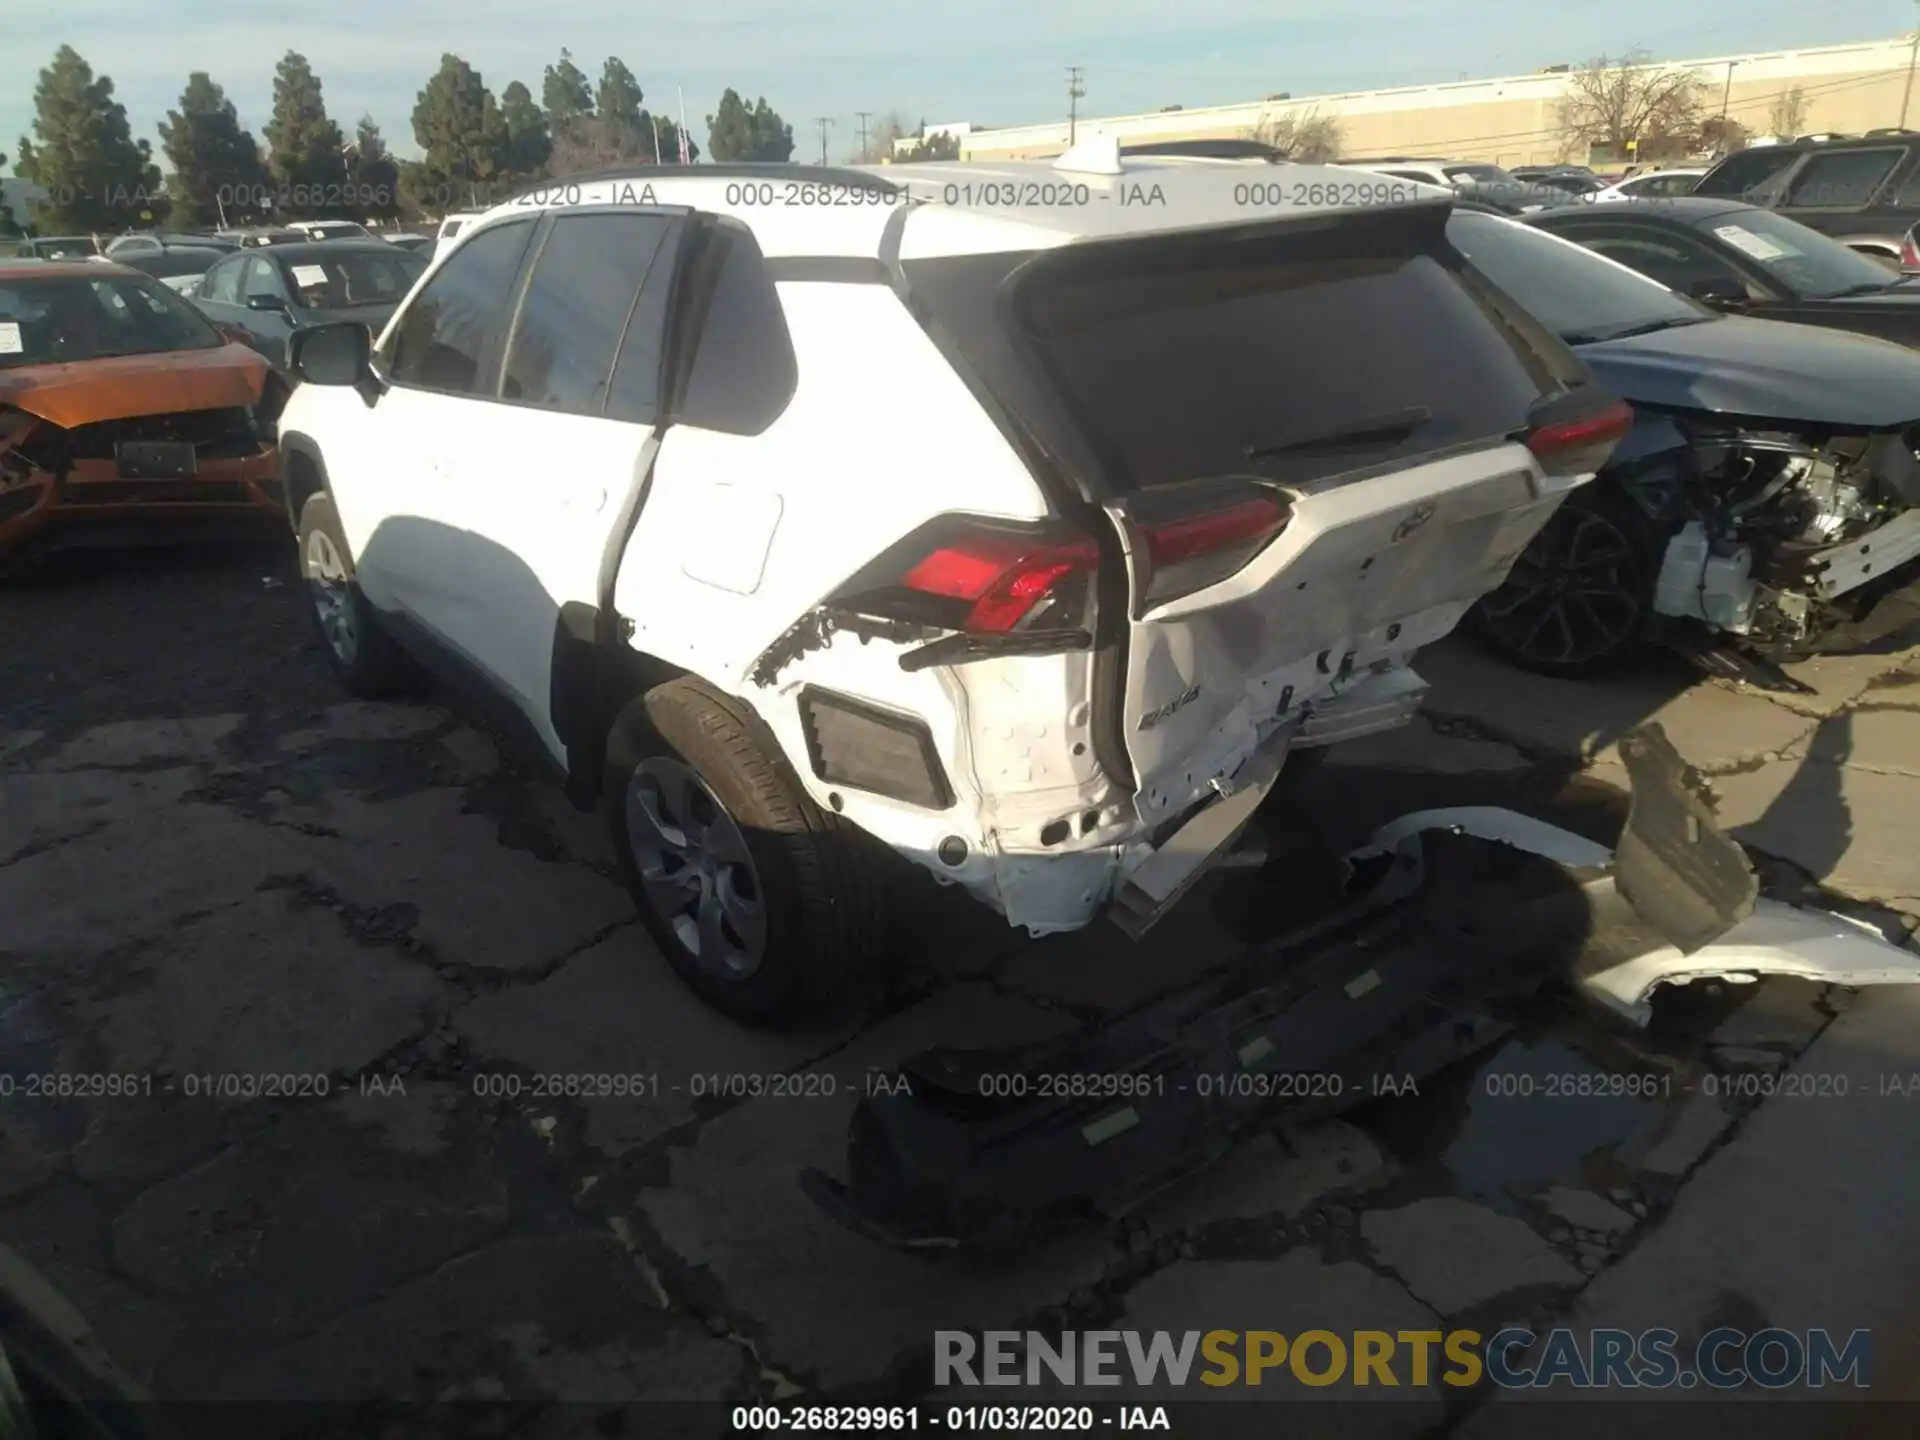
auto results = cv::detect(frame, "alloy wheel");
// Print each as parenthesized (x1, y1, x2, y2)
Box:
(624, 756, 768, 978)
(1480, 505, 1643, 667)
(303, 529, 358, 666)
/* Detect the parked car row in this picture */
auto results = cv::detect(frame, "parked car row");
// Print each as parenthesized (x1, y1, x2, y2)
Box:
(8, 151, 1920, 1025)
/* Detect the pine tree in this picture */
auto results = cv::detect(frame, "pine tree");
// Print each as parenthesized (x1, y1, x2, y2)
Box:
(500, 81, 552, 181)
(707, 90, 794, 163)
(348, 116, 402, 222)
(412, 55, 512, 211)
(159, 72, 271, 227)
(541, 49, 595, 144)
(13, 46, 167, 231)
(263, 51, 348, 219)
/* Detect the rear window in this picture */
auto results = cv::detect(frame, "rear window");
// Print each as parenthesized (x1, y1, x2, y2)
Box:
(1446, 164, 1513, 184)
(1695, 148, 1802, 199)
(1006, 219, 1551, 491)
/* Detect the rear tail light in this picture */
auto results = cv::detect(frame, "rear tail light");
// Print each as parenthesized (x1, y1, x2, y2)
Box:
(1902, 229, 1920, 271)
(834, 516, 1101, 635)
(1125, 479, 1292, 610)
(1524, 394, 1635, 480)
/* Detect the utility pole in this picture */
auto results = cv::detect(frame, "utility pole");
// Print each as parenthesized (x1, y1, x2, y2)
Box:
(855, 111, 872, 163)
(1720, 60, 1736, 120)
(814, 116, 835, 166)
(1904, 4, 1920, 130)
(1067, 66, 1085, 145)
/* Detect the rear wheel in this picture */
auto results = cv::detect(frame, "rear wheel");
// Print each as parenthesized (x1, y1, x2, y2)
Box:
(295, 492, 418, 698)
(1472, 484, 1660, 677)
(605, 677, 886, 1024)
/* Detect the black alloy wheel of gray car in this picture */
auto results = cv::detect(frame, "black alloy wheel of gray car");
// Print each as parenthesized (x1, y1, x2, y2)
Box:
(602, 676, 886, 1024)
(1473, 485, 1661, 676)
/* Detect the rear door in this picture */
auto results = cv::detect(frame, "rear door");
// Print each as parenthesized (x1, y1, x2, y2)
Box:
(1009, 206, 1602, 822)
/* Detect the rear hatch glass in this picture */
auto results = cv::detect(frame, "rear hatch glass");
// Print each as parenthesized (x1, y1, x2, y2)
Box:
(907, 204, 1557, 497)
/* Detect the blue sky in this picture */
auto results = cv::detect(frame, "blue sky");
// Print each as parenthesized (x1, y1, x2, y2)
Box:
(2, 0, 1913, 167)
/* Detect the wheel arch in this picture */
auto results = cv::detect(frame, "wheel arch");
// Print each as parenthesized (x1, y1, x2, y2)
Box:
(278, 430, 330, 530)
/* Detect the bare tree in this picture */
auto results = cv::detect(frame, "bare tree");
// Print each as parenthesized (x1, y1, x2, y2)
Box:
(1766, 86, 1810, 139)
(866, 111, 912, 162)
(1697, 115, 1750, 156)
(1554, 51, 1704, 163)
(1251, 107, 1343, 162)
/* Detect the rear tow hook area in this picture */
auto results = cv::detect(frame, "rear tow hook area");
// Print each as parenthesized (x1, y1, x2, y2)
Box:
(800, 722, 1920, 1252)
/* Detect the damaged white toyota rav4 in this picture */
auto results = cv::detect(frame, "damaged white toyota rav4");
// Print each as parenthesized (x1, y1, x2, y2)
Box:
(273, 144, 1631, 1020)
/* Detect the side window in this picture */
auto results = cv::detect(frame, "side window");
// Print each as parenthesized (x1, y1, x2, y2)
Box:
(672, 222, 798, 435)
(1555, 223, 1753, 297)
(1895, 162, 1920, 208)
(242, 256, 285, 299)
(500, 212, 677, 415)
(1784, 149, 1903, 208)
(202, 256, 244, 303)
(1695, 149, 1800, 200)
(1380, 169, 1430, 183)
(386, 220, 535, 396)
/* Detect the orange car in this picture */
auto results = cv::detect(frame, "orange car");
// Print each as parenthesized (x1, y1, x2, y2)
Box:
(0, 257, 285, 573)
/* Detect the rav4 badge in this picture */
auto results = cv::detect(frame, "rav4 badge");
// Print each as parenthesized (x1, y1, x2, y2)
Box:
(1392, 502, 1437, 542)
(1139, 684, 1201, 731)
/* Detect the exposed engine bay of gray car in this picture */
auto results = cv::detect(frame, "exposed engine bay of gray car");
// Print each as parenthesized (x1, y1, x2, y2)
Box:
(1633, 416, 1920, 656)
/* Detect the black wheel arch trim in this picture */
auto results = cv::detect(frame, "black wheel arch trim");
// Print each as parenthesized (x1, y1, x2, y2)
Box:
(276, 429, 333, 529)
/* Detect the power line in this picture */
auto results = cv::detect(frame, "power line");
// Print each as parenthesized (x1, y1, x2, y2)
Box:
(813, 115, 835, 165)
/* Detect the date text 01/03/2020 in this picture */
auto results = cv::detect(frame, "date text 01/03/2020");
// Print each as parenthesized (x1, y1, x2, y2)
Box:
(729, 1404, 1171, 1431)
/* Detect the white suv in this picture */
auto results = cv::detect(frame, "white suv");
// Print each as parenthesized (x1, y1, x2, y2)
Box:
(273, 152, 1626, 1020)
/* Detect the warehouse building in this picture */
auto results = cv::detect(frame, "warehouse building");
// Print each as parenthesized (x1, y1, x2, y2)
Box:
(959, 33, 1920, 167)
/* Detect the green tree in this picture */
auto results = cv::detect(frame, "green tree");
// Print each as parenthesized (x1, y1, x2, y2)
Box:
(158, 72, 270, 228)
(542, 48, 595, 142)
(13, 46, 167, 231)
(896, 130, 960, 162)
(0, 152, 17, 237)
(412, 54, 512, 211)
(500, 80, 552, 180)
(706, 89, 794, 162)
(264, 51, 348, 219)
(347, 116, 401, 223)
(596, 57, 647, 157)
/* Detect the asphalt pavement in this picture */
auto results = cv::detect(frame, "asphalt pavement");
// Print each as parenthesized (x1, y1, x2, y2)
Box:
(3, 538, 1919, 1433)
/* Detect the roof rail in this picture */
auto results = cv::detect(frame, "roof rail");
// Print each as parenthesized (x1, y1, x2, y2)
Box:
(1119, 138, 1286, 161)
(504, 163, 904, 205)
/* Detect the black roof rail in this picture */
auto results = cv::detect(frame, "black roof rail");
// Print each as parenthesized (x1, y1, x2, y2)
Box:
(1119, 138, 1286, 160)
(505, 163, 905, 205)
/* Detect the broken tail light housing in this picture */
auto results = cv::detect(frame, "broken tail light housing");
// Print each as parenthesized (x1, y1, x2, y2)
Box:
(833, 515, 1101, 636)
(1523, 391, 1636, 480)
(1122, 478, 1292, 611)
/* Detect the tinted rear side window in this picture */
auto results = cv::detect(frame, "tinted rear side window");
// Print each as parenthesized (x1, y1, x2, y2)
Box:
(1012, 218, 1550, 491)
(501, 212, 677, 415)
(1783, 149, 1903, 208)
(1695, 149, 1802, 199)
(387, 220, 534, 395)
(673, 222, 798, 435)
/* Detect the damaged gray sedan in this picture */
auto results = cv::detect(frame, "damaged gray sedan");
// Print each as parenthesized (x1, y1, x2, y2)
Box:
(1449, 209, 1920, 684)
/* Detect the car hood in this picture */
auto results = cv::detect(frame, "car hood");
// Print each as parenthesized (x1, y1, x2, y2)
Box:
(0, 343, 267, 428)
(1575, 314, 1920, 428)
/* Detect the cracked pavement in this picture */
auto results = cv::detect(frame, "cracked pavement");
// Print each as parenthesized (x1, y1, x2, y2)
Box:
(4, 543, 1920, 1432)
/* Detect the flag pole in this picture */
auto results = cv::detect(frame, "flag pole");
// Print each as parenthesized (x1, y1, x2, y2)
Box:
(652, 112, 666, 165)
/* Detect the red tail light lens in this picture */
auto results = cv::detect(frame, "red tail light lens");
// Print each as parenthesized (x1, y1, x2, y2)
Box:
(835, 517, 1101, 635)
(1525, 396, 1635, 480)
(1902, 231, 1920, 270)
(1127, 482, 1292, 610)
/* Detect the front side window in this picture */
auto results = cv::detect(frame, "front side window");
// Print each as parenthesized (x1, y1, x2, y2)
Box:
(202, 256, 245, 304)
(385, 220, 535, 396)
(0, 275, 223, 368)
(1547, 221, 1754, 299)
(500, 212, 678, 415)
(1446, 211, 1709, 344)
(242, 256, 286, 301)
(1695, 148, 1801, 200)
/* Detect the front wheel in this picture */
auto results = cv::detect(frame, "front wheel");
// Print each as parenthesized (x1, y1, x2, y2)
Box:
(295, 492, 418, 698)
(604, 678, 886, 1024)
(1472, 484, 1660, 677)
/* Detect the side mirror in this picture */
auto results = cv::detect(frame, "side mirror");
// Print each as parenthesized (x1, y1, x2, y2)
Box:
(1688, 276, 1747, 309)
(245, 292, 288, 312)
(290, 321, 371, 387)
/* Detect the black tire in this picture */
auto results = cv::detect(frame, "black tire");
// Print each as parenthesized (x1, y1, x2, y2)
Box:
(1471, 482, 1662, 678)
(604, 677, 886, 1024)
(294, 491, 418, 698)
